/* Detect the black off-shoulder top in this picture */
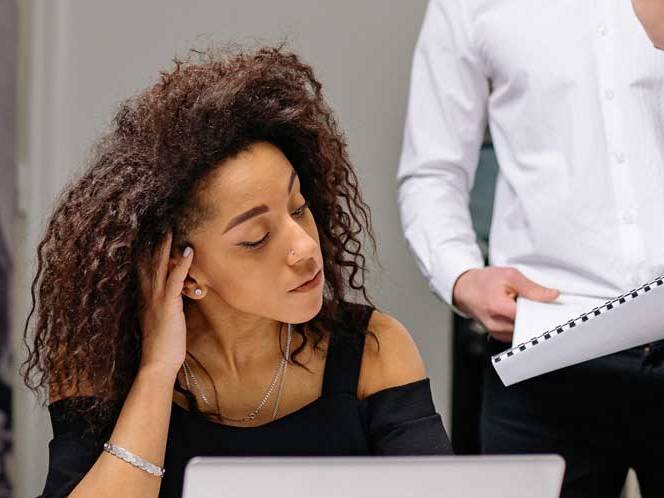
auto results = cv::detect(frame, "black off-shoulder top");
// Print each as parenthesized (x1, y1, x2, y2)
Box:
(39, 303, 452, 498)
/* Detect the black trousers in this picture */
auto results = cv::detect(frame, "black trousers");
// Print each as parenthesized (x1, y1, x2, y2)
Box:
(482, 337, 664, 498)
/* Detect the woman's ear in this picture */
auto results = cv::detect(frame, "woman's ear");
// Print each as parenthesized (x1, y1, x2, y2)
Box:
(182, 277, 207, 300)
(169, 253, 207, 299)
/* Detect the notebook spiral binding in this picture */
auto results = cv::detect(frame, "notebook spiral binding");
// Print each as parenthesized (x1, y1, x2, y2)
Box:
(491, 275, 664, 365)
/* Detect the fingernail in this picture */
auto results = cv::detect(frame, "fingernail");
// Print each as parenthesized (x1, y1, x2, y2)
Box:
(183, 246, 193, 257)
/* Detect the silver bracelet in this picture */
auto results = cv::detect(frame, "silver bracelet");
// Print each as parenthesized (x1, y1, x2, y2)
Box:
(103, 442, 165, 478)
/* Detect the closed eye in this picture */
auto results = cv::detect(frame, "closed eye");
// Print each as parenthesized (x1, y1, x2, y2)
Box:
(292, 201, 309, 218)
(238, 202, 308, 250)
(239, 232, 270, 249)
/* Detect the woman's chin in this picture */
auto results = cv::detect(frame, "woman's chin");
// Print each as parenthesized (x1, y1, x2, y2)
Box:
(285, 292, 324, 324)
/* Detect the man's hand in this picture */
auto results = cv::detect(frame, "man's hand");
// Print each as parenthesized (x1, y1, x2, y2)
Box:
(452, 267, 560, 343)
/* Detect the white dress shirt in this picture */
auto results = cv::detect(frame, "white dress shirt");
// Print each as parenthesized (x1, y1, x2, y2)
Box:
(398, 0, 664, 328)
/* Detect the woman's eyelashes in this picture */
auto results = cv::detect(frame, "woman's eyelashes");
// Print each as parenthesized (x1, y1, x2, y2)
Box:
(238, 201, 310, 250)
(239, 232, 271, 249)
(292, 200, 310, 218)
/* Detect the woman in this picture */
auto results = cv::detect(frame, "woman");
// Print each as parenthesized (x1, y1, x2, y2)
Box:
(22, 47, 452, 498)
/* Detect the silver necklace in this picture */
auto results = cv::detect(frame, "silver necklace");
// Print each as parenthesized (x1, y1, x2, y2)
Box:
(270, 322, 292, 420)
(183, 323, 292, 423)
(182, 359, 210, 407)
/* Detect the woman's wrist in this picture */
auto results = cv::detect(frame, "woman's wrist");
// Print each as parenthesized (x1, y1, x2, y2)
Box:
(137, 362, 180, 390)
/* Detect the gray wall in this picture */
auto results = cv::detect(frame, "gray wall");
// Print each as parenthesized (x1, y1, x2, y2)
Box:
(0, 0, 17, 245)
(14, 2, 453, 497)
(1, 2, 17, 496)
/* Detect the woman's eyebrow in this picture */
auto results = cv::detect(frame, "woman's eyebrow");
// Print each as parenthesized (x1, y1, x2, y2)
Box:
(287, 169, 297, 194)
(223, 170, 298, 234)
(223, 205, 269, 234)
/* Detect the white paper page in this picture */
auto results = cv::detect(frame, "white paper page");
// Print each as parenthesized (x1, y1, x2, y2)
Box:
(512, 294, 608, 347)
(494, 276, 664, 386)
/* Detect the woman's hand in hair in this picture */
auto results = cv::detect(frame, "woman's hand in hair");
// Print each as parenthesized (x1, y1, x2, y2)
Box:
(137, 232, 194, 379)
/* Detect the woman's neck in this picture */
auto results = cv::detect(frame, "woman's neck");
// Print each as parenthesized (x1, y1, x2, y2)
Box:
(184, 299, 285, 380)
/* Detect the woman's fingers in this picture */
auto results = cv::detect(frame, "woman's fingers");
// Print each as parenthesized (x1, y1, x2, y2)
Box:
(137, 256, 151, 297)
(154, 232, 173, 295)
(165, 246, 195, 300)
(137, 232, 174, 300)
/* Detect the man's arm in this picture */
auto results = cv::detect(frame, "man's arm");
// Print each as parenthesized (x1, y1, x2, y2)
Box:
(397, 0, 560, 341)
(397, 0, 488, 311)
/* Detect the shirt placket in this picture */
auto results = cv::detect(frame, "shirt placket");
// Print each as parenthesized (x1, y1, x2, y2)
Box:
(594, 1, 646, 290)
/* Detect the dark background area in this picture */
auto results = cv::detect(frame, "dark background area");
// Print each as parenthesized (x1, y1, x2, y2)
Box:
(451, 141, 498, 454)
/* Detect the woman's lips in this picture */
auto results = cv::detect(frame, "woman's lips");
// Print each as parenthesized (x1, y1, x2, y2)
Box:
(290, 270, 323, 293)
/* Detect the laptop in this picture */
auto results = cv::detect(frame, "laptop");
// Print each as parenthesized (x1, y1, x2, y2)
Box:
(182, 455, 565, 498)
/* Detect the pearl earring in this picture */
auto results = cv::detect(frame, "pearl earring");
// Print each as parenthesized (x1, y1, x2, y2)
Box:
(194, 288, 203, 297)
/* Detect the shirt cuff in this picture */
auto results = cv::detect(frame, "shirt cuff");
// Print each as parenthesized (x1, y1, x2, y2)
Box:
(428, 251, 485, 318)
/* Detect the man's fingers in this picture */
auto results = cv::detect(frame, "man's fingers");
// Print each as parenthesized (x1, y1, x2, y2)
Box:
(485, 316, 514, 334)
(165, 246, 194, 300)
(485, 314, 514, 343)
(487, 296, 517, 322)
(490, 330, 514, 343)
(507, 269, 559, 303)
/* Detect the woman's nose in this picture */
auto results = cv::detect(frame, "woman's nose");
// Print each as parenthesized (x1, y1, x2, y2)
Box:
(286, 220, 318, 266)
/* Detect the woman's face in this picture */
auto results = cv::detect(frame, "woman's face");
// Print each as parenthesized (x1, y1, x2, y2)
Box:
(185, 141, 324, 324)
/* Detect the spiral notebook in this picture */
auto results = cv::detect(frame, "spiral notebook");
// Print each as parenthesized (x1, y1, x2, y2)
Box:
(492, 275, 664, 386)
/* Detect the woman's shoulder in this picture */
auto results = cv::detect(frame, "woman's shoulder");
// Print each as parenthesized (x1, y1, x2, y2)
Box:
(47, 382, 120, 438)
(356, 309, 427, 399)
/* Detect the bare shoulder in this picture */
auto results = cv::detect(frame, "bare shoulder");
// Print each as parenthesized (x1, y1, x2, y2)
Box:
(357, 310, 427, 399)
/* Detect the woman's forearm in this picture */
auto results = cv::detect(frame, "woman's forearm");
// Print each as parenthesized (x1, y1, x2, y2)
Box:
(633, 0, 664, 48)
(68, 365, 177, 498)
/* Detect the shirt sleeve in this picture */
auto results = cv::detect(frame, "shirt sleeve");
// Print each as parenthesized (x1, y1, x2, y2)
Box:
(397, 0, 489, 312)
(366, 378, 453, 455)
(39, 397, 115, 498)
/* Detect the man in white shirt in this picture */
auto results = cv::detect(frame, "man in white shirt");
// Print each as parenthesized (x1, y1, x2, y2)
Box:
(398, 1, 664, 497)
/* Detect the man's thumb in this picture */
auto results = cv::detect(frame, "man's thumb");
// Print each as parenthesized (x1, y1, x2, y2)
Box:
(510, 271, 560, 302)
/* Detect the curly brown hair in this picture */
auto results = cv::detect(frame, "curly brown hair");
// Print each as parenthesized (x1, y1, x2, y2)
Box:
(21, 46, 375, 420)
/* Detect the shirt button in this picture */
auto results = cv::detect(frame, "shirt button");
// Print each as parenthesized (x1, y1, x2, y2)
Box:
(605, 89, 615, 100)
(615, 152, 625, 164)
(621, 211, 635, 224)
(598, 25, 608, 36)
